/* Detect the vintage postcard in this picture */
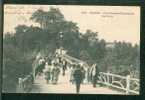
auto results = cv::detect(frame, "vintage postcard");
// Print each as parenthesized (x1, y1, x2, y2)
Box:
(3, 4, 140, 95)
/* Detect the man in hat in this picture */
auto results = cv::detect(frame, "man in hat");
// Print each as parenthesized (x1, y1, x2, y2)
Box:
(73, 64, 83, 93)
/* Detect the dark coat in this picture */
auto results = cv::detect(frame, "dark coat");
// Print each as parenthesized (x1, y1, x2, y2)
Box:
(73, 68, 83, 84)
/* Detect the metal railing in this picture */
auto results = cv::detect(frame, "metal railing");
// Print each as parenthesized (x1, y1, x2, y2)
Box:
(17, 53, 139, 94)
(61, 54, 140, 94)
(98, 72, 140, 94)
(61, 54, 88, 66)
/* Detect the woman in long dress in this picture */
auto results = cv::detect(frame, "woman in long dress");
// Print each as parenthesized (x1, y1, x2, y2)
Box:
(43, 62, 52, 84)
(90, 64, 99, 87)
(51, 63, 60, 84)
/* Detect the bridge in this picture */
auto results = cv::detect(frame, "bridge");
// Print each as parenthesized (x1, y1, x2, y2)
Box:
(16, 52, 140, 95)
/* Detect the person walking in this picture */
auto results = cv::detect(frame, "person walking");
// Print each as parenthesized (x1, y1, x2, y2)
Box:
(51, 63, 60, 84)
(47, 57, 52, 65)
(70, 64, 75, 84)
(58, 56, 62, 64)
(43, 62, 52, 84)
(86, 66, 91, 84)
(91, 64, 99, 87)
(35, 58, 46, 77)
(80, 66, 86, 84)
(62, 60, 67, 76)
(73, 64, 83, 94)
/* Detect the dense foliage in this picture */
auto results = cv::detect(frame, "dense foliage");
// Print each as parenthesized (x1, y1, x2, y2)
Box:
(3, 8, 140, 92)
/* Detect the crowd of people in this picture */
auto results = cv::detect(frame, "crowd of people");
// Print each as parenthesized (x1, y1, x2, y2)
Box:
(34, 55, 100, 93)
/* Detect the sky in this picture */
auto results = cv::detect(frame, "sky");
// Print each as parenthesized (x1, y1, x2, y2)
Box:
(4, 5, 140, 45)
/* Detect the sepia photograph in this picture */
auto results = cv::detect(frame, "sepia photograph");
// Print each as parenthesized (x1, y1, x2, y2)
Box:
(3, 5, 140, 94)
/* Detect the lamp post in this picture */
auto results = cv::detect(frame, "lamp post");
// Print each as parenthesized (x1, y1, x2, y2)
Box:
(59, 32, 63, 55)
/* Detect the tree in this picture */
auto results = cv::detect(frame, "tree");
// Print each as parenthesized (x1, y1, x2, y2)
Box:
(15, 25, 29, 33)
(3, 7, 140, 92)
(30, 8, 64, 30)
(3, 42, 32, 92)
(80, 30, 106, 63)
(101, 41, 140, 77)
(30, 9, 46, 28)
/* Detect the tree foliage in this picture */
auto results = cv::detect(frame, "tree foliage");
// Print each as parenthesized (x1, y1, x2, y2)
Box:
(3, 7, 140, 92)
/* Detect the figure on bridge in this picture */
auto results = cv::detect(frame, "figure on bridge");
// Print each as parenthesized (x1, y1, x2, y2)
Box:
(58, 56, 62, 64)
(35, 58, 46, 77)
(51, 63, 60, 84)
(62, 60, 67, 76)
(73, 63, 84, 94)
(43, 62, 52, 84)
(90, 63, 99, 87)
(69, 64, 76, 84)
(80, 63, 86, 84)
(45, 56, 52, 65)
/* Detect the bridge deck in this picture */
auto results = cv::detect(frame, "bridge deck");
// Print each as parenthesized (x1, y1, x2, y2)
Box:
(30, 70, 124, 94)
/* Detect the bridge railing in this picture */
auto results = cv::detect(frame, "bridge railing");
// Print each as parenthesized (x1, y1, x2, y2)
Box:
(61, 54, 140, 94)
(17, 74, 34, 93)
(98, 72, 140, 94)
(61, 54, 89, 66)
